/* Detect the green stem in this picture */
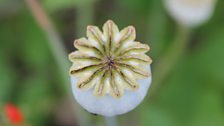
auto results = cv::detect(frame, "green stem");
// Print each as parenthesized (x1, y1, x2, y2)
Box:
(150, 25, 192, 97)
(46, 30, 70, 90)
(105, 116, 118, 126)
(25, 0, 91, 126)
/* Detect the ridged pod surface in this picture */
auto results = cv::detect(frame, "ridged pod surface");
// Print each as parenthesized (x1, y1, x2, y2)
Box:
(69, 20, 152, 116)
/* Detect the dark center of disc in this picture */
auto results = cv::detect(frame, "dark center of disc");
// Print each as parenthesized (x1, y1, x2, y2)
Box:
(105, 56, 115, 68)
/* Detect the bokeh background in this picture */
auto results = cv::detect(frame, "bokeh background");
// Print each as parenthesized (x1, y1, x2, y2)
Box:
(0, 0, 224, 126)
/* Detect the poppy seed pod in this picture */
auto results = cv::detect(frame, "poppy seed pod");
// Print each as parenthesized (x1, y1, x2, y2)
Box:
(69, 20, 152, 116)
(164, 0, 216, 27)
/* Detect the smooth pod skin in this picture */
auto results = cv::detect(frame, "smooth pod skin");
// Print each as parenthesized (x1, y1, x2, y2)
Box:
(71, 65, 151, 116)
(164, 0, 216, 27)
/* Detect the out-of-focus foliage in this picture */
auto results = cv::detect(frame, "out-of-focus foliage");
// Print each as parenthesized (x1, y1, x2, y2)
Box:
(0, 0, 224, 126)
(42, 0, 96, 12)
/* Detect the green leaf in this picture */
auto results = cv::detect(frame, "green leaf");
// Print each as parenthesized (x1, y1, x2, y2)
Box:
(138, 103, 177, 126)
(17, 12, 52, 70)
(189, 90, 224, 126)
(18, 75, 55, 125)
(0, 56, 15, 103)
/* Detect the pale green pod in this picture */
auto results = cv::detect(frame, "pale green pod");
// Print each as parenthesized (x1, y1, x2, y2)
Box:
(164, 0, 217, 27)
(69, 20, 152, 116)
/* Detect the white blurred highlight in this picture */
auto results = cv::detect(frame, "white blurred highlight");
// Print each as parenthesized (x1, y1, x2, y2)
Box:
(164, 0, 216, 27)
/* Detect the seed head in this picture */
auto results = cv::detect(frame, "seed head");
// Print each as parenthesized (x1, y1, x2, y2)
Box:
(69, 20, 152, 116)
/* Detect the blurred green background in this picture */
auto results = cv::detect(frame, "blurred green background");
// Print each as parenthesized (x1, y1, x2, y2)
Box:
(0, 0, 224, 126)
